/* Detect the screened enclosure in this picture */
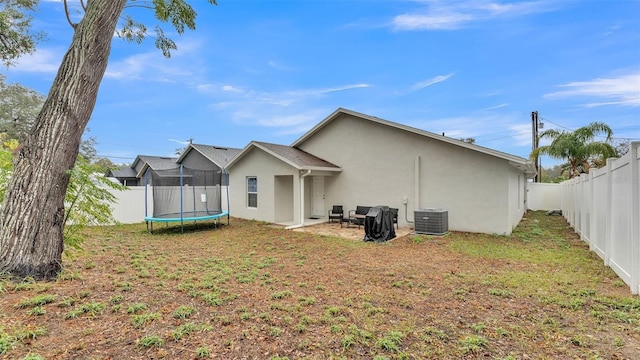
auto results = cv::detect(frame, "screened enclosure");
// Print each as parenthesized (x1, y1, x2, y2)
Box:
(144, 165, 229, 232)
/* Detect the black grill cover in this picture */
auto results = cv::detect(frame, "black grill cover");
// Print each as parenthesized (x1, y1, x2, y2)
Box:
(363, 206, 396, 242)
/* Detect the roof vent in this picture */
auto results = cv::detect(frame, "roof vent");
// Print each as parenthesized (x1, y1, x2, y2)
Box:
(414, 208, 448, 236)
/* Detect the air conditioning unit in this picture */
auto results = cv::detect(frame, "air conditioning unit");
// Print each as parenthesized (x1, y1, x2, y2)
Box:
(414, 208, 448, 235)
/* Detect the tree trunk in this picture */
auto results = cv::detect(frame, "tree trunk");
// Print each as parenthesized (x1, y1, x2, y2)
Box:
(0, 0, 126, 280)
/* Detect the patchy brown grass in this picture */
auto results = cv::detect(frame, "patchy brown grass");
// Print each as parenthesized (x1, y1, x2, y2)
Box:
(1, 211, 638, 359)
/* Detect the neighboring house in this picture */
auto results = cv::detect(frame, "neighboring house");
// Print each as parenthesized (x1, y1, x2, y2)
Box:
(175, 143, 242, 213)
(227, 108, 536, 235)
(105, 166, 138, 186)
(106, 155, 178, 186)
(176, 143, 242, 182)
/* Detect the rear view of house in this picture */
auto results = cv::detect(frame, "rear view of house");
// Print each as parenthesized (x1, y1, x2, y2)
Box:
(227, 108, 535, 235)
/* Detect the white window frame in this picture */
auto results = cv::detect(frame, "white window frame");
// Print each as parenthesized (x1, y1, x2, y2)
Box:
(247, 176, 257, 208)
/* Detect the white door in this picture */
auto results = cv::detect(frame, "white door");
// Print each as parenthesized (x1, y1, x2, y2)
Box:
(312, 176, 325, 218)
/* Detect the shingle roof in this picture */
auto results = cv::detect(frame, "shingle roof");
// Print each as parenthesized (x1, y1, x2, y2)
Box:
(182, 144, 242, 168)
(107, 166, 137, 178)
(132, 155, 179, 178)
(225, 141, 341, 171)
(135, 155, 179, 170)
(252, 141, 340, 169)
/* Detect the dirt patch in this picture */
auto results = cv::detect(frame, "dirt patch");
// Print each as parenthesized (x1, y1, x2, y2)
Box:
(290, 222, 414, 241)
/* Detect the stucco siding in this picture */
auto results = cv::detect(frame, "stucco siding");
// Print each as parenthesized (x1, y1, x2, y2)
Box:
(228, 148, 300, 223)
(298, 113, 519, 234)
(274, 175, 294, 222)
(507, 166, 526, 232)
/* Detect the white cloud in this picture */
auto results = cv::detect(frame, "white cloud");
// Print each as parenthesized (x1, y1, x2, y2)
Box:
(392, 1, 558, 31)
(9, 48, 62, 73)
(507, 123, 534, 146)
(256, 109, 327, 129)
(410, 112, 533, 148)
(285, 83, 371, 97)
(222, 85, 243, 93)
(105, 51, 193, 81)
(393, 13, 473, 30)
(410, 73, 454, 91)
(482, 103, 509, 110)
(104, 53, 153, 80)
(544, 72, 640, 107)
(199, 82, 370, 138)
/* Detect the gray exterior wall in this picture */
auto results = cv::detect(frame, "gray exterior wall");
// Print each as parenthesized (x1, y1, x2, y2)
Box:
(181, 150, 219, 171)
(297, 113, 526, 235)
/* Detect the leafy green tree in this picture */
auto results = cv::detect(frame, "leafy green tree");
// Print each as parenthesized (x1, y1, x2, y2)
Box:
(613, 140, 630, 157)
(531, 122, 617, 179)
(0, 0, 217, 280)
(63, 155, 124, 252)
(0, 134, 19, 203)
(0, 74, 46, 141)
(540, 164, 567, 183)
(0, 137, 125, 253)
(0, 0, 44, 66)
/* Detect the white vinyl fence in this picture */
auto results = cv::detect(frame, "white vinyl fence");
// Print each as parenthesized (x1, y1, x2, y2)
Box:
(107, 186, 229, 224)
(559, 142, 639, 295)
(526, 183, 561, 210)
(107, 186, 150, 224)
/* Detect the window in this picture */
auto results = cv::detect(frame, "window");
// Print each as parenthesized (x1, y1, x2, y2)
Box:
(247, 176, 257, 208)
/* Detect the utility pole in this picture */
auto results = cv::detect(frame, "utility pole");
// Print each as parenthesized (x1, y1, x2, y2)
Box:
(531, 111, 543, 182)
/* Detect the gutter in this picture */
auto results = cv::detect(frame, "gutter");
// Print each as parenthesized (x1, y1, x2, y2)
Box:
(285, 169, 312, 230)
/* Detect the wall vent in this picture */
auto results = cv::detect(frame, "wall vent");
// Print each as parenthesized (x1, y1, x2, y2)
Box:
(414, 208, 448, 235)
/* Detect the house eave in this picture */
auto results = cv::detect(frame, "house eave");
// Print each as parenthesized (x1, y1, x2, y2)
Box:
(510, 160, 537, 177)
(301, 167, 342, 173)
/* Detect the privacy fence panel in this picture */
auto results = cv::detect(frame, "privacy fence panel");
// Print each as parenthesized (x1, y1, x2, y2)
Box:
(526, 183, 561, 210)
(591, 168, 608, 259)
(559, 141, 639, 295)
(107, 186, 150, 224)
(107, 185, 229, 224)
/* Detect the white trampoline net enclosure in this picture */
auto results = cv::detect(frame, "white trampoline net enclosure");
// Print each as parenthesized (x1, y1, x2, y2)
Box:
(148, 167, 223, 219)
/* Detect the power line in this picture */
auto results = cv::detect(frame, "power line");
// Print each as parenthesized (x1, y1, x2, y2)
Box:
(95, 154, 136, 161)
(479, 132, 528, 143)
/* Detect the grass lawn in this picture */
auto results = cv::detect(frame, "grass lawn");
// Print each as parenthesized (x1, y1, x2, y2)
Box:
(0, 211, 638, 359)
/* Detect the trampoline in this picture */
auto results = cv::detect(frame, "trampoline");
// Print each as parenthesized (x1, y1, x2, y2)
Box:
(144, 165, 230, 233)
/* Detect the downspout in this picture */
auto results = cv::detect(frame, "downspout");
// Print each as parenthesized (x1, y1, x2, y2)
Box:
(286, 169, 312, 230)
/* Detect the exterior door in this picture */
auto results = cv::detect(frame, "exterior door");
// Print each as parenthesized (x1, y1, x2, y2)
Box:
(312, 176, 325, 218)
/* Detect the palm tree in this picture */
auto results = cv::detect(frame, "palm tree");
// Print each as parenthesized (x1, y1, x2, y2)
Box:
(532, 122, 617, 179)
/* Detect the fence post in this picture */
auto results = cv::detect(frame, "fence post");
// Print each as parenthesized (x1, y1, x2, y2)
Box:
(589, 170, 595, 250)
(605, 158, 615, 267)
(630, 142, 639, 295)
(580, 173, 588, 242)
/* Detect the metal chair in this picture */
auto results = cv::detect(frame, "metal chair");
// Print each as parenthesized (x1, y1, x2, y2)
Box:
(328, 205, 344, 227)
(348, 206, 371, 229)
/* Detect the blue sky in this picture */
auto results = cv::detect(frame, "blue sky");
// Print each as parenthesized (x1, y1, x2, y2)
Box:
(3, 0, 639, 166)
